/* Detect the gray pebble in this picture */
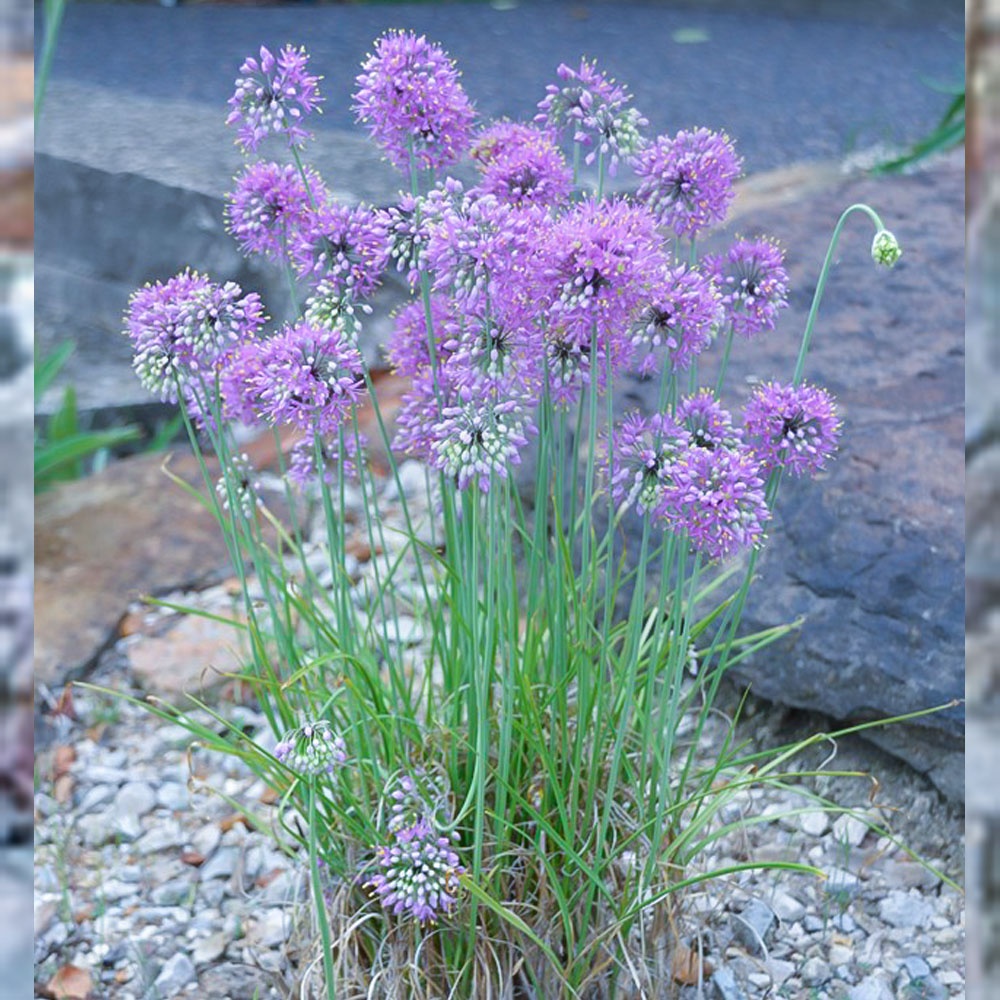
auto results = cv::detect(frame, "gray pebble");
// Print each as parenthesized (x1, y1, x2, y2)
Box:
(878, 890, 934, 929)
(849, 974, 895, 1000)
(711, 966, 748, 1000)
(731, 899, 777, 957)
(152, 952, 197, 997)
(157, 783, 190, 812)
(199, 846, 239, 881)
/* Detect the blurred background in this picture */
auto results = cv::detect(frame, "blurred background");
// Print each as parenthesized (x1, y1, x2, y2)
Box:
(968, 0, 1000, 996)
(1, 0, 33, 994)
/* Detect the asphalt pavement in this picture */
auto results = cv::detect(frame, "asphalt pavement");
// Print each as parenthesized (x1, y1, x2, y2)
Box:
(40, 0, 964, 173)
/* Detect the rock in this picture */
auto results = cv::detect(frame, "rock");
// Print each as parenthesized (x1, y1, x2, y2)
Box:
(801, 956, 831, 985)
(151, 879, 194, 907)
(78, 810, 117, 848)
(35, 451, 232, 686)
(730, 899, 777, 956)
(878, 890, 934, 929)
(152, 952, 197, 997)
(115, 781, 156, 817)
(77, 784, 116, 814)
(881, 856, 941, 891)
(900, 955, 932, 980)
(192, 931, 229, 966)
(198, 846, 238, 882)
(100, 878, 141, 903)
(136, 820, 183, 856)
(191, 824, 222, 860)
(128, 613, 246, 701)
(832, 813, 870, 848)
(849, 974, 895, 1000)
(823, 867, 862, 902)
(612, 162, 964, 800)
(711, 966, 747, 1000)
(157, 783, 191, 812)
(800, 810, 829, 837)
(771, 890, 806, 923)
(248, 908, 289, 949)
(198, 963, 267, 1000)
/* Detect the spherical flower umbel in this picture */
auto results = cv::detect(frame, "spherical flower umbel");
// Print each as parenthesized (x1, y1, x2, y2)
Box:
(125, 270, 265, 401)
(431, 378, 536, 492)
(704, 237, 789, 339)
(293, 201, 390, 299)
(471, 120, 550, 167)
(365, 818, 464, 923)
(871, 229, 902, 268)
(225, 161, 323, 261)
(227, 45, 323, 154)
(353, 31, 475, 173)
(544, 197, 664, 357)
(661, 445, 770, 560)
(634, 128, 742, 237)
(385, 295, 455, 376)
(743, 381, 841, 478)
(605, 410, 687, 515)
(676, 390, 743, 451)
(215, 453, 261, 519)
(535, 58, 646, 176)
(274, 720, 347, 776)
(228, 320, 366, 434)
(631, 264, 721, 377)
(474, 126, 573, 207)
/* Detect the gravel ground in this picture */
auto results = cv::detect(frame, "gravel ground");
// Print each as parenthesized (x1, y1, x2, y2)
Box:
(33, 458, 964, 999)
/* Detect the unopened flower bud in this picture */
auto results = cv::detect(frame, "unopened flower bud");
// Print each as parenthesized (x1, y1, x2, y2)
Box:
(871, 229, 901, 268)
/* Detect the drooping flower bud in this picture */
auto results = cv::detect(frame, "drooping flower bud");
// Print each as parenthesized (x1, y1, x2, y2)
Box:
(871, 229, 902, 268)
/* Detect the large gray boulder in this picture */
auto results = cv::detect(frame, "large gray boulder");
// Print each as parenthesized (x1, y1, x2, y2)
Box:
(615, 156, 964, 799)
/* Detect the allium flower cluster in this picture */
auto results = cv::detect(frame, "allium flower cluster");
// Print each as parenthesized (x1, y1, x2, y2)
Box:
(536, 59, 646, 175)
(705, 237, 789, 339)
(366, 818, 464, 923)
(225, 321, 365, 434)
(353, 31, 475, 173)
(125, 270, 265, 401)
(431, 377, 536, 492)
(544, 198, 663, 359)
(631, 264, 720, 376)
(385, 295, 455, 376)
(215, 452, 261, 518)
(302, 285, 370, 344)
(473, 124, 572, 208)
(677, 390, 743, 451)
(634, 128, 742, 237)
(227, 45, 323, 154)
(274, 720, 347, 775)
(471, 121, 547, 166)
(378, 193, 429, 289)
(445, 301, 544, 391)
(287, 432, 367, 487)
(606, 411, 687, 515)
(662, 445, 770, 560)
(225, 161, 322, 260)
(743, 381, 841, 478)
(293, 201, 389, 299)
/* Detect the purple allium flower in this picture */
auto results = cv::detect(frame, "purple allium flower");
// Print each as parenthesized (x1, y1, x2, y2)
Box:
(388, 774, 429, 833)
(353, 31, 475, 173)
(445, 300, 545, 392)
(227, 45, 323, 154)
(544, 197, 663, 359)
(631, 264, 721, 377)
(704, 237, 789, 339)
(743, 381, 841, 478)
(293, 201, 390, 298)
(634, 128, 742, 237)
(676, 390, 743, 451)
(425, 192, 543, 308)
(544, 331, 599, 407)
(471, 121, 548, 166)
(274, 720, 347, 775)
(430, 376, 536, 492)
(661, 445, 769, 559)
(393, 366, 459, 462)
(229, 321, 366, 434)
(385, 295, 454, 376)
(287, 433, 366, 487)
(365, 818, 464, 923)
(215, 452, 261, 518)
(125, 269, 266, 401)
(605, 410, 688, 515)
(378, 193, 430, 290)
(303, 284, 371, 343)
(535, 58, 646, 176)
(225, 161, 323, 261)
(474, 125, 572, 208)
